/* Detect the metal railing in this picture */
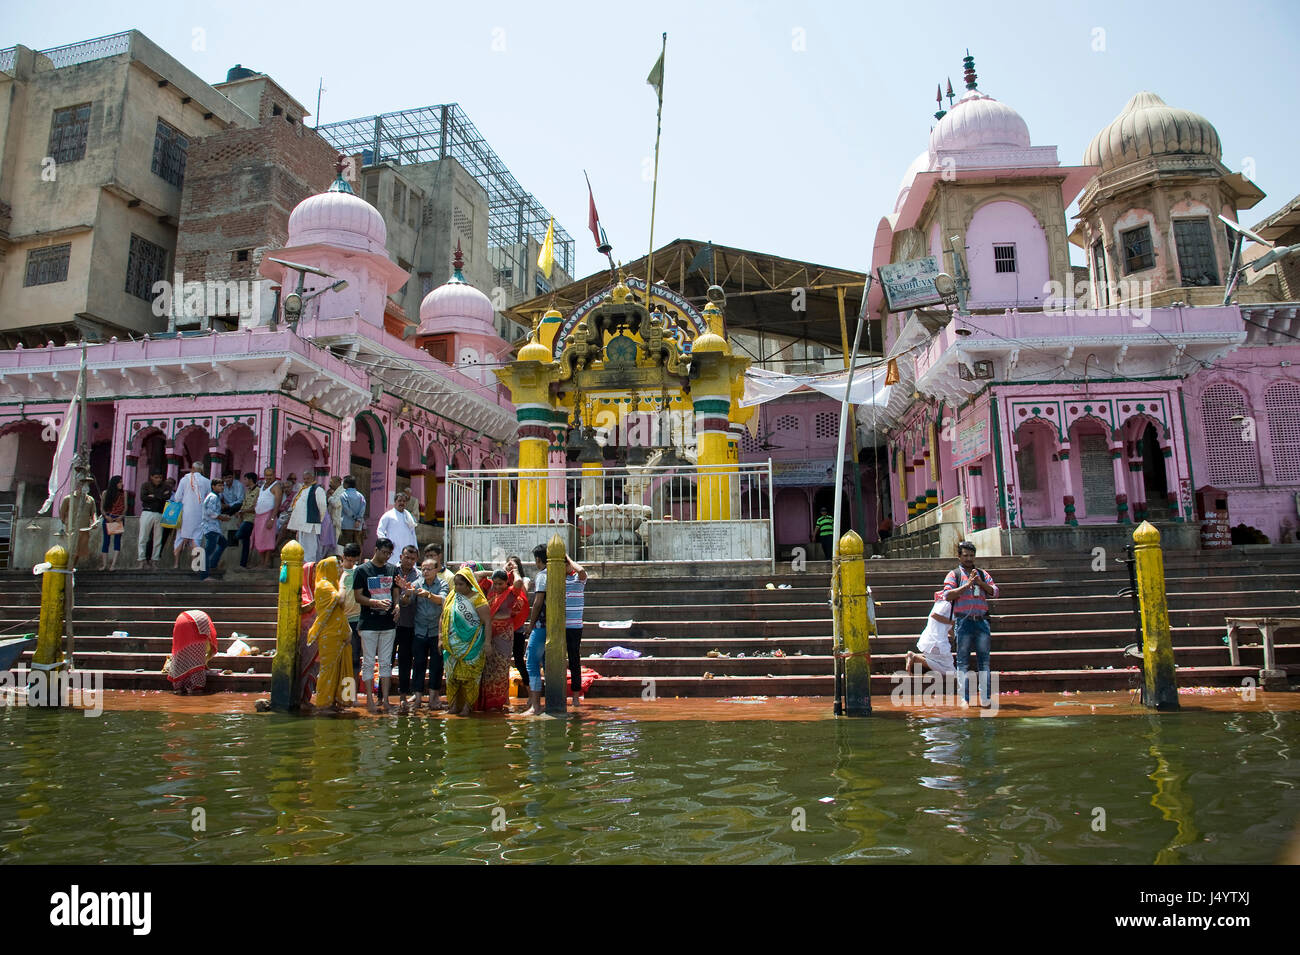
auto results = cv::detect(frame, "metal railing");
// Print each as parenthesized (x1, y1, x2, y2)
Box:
(34, 32, 132, 70)
(0, 48, 15, 75)
(446, 462, 775, 568)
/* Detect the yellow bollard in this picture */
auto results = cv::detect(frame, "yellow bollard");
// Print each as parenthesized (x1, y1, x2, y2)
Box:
(544, 533, 567, 714)
(1134, 521, 1179, 711)
(836, 530, 873, 715)
(270, 541, 304, 711)
(32, 545, 69, 669)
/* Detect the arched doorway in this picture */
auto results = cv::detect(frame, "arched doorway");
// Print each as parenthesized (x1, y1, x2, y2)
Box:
(282, 431, 321, 485)
(220, 423, 257, 480)
(172, 425, 209, 472)
(1069, 418, 1113, 522)
(0, 420, 56, 516)
(1139, 422, 1169, 518)
(349, 413, 387, 522)
(137, 429, 166, 478)
(1014, 420, 1058, 524)
(423, 442, 446, 523)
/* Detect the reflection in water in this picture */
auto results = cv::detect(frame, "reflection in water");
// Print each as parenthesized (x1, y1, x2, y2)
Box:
(0, 708, 1296, 864)
(1144, 716, 1199, 865)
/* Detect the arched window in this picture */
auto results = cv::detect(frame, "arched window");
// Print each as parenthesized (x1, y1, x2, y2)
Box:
(1264, 381, 1300, 484)
(1200, 383, 1260, 486)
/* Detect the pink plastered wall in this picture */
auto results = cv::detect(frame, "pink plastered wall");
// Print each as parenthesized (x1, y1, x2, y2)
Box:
(965, 200, 1050, 307)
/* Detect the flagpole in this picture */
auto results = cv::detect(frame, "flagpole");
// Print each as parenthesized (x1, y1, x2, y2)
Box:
(646, 31, 666, 310)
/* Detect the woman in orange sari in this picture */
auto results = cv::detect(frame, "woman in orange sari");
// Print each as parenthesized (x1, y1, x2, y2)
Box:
(478, 571, 523, 711)
(310, 556, 353, 712)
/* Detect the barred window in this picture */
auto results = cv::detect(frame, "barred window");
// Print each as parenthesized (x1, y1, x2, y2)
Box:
(1173, 218, 1218, 286)
(993, 243, 1017, 273)
(24, 244, 72, 287)
(49, 103, 91, 164)
(1200, 383, 1261, 487)
(1265, 381, 1300, 484)
(1121, 224, 1154, 274)
(150, 119, 188, 188)
(125, 234, 168, 302)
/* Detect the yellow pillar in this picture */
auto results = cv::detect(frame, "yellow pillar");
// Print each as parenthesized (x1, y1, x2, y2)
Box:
(32, 545, 68, 669)
(270, 540, 304, 711)
(835, 530, 873, 715)
(1134, 521, 1179, 711)
(544, 533, 567, 713)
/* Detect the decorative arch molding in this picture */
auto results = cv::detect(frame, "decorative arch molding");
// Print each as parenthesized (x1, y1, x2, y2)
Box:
(353, 410, 387, 454)
(216, 414, 261, 443)
(1120, 411, 1169, 444)
(964, 193, 1049, 235)
(1013, 416, 1060, 448)
(0, 417, 51, 441)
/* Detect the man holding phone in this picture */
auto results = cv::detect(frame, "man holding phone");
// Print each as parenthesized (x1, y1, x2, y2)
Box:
(941, 541, 999, 708)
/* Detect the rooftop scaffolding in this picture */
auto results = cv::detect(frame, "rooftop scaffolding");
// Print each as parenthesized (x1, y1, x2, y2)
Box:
(317, 103, 574, 279)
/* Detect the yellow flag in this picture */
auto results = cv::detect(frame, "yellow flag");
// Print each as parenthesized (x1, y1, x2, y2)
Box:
(537, 217, 554, 281)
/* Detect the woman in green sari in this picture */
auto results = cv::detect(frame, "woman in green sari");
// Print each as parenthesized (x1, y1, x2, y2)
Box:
(442, 565, 491, 716)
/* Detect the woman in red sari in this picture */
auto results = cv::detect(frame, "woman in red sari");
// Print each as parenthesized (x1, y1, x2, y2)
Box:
(477, 571, 523, 711)
(297, 561, 320, 708)
(168, 610, 218, 694)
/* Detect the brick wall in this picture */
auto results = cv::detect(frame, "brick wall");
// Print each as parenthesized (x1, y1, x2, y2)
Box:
(175, 118, 338, 286)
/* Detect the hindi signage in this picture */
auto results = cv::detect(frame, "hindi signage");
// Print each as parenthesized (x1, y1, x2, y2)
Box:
(877, 256, 944, 312)
(951, 418, 989, 469)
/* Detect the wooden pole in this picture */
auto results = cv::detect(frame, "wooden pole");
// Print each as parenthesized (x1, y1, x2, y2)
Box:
(544, 533, 567, 714)
(1134, 521, 1179, 711)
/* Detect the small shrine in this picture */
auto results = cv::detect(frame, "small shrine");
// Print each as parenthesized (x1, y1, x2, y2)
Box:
(488, 273, 760, 561)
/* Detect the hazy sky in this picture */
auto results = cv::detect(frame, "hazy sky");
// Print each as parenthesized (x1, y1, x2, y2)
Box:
(5, 0, 1298, 278)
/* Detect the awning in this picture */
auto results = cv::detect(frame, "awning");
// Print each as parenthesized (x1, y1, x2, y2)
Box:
(741, 364, 893, 408)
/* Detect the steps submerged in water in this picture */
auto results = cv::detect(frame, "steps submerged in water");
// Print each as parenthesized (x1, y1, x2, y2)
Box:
(2, 550, 1298, 697)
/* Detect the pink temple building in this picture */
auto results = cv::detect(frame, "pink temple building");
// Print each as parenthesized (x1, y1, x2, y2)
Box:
(0, 169, 515, 566)
(867, 56, 1300, 554)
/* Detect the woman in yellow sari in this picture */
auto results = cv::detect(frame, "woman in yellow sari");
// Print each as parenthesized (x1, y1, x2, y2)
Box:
(310, 556, 354, 712)
(442, 565, 491, 716)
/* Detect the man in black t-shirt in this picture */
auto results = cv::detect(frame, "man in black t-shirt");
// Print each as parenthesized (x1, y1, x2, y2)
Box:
(138, 470, 168, 568)
(353, 537, 399, 712)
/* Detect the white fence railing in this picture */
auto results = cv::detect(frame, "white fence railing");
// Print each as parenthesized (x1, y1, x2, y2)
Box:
(446, 462, 775, 568)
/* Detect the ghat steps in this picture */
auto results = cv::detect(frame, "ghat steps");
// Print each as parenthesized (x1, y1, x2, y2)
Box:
(2, 548, 1298, 697)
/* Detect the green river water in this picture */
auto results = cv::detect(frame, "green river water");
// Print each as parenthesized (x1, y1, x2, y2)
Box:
(1, 707, 1296, 864)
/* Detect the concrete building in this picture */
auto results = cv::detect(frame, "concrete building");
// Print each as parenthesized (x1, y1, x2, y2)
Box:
(0, 32, 254, 345)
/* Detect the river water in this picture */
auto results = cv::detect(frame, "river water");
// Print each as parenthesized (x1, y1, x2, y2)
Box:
(1, 708, 1296, 864)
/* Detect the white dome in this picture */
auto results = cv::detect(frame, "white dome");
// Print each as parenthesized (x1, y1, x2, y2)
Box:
(287, 179, 387, 254)
(894, 150, 932, 213)
(929, 90, 1031, 154)
(419, 252, 495, 336)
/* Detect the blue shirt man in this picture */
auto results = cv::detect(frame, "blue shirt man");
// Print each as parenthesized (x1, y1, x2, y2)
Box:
(220, 475, 245, 512)
(340, 482, 367, 531)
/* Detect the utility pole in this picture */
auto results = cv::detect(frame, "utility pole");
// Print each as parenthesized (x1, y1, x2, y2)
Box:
(62, 342, 89, 669)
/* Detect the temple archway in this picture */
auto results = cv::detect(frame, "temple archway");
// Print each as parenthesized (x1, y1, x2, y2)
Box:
(0, 420, 56, 516)
(219, 422, 258, 479)
(172, 425, 210, 471)
(282, 431, 322, 485)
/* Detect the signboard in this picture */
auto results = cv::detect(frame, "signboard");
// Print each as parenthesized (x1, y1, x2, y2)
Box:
(950, 418, 989, 469)
(877, 256, 944, 312)
(772, 458, 836, 486)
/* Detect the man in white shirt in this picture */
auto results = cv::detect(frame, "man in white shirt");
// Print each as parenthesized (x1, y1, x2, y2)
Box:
(172, 462, 211, 570)
(376, 490, 418, 556)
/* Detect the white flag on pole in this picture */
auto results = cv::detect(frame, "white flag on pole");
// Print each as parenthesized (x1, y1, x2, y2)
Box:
(36, 373, 81, 515)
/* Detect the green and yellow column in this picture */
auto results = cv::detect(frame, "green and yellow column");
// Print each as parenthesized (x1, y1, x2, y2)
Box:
(690, 301, 742, 521)
(1134, 521, 1179, 711)
(496, 320, 559, 526)
(836, 530, 873, 715)
(33, 545, 69, 670)
(270, 540, 304, 711)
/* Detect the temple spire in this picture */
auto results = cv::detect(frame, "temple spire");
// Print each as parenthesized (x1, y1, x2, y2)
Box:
(452, 240, 465, 282)
(963, 50, 978, 90)
(328, 153, 355, 194)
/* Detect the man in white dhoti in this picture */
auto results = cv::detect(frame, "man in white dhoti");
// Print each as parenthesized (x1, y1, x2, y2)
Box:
(287, 473, 328, 563)
(172, 462, 211, 569)
(904, 594, 956, 675)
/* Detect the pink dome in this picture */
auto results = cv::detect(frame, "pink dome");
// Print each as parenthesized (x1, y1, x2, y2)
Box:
(287, 187, 387, 254)
(419, 247, 495, 336)
(929, 90, 1031, 155)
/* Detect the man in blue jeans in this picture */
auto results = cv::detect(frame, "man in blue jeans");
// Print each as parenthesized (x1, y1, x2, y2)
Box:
(198, 478, 230, 582)
(941, 541, 999, 707)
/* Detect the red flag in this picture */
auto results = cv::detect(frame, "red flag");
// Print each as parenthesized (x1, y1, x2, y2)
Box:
(585, 170, 611, 254)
